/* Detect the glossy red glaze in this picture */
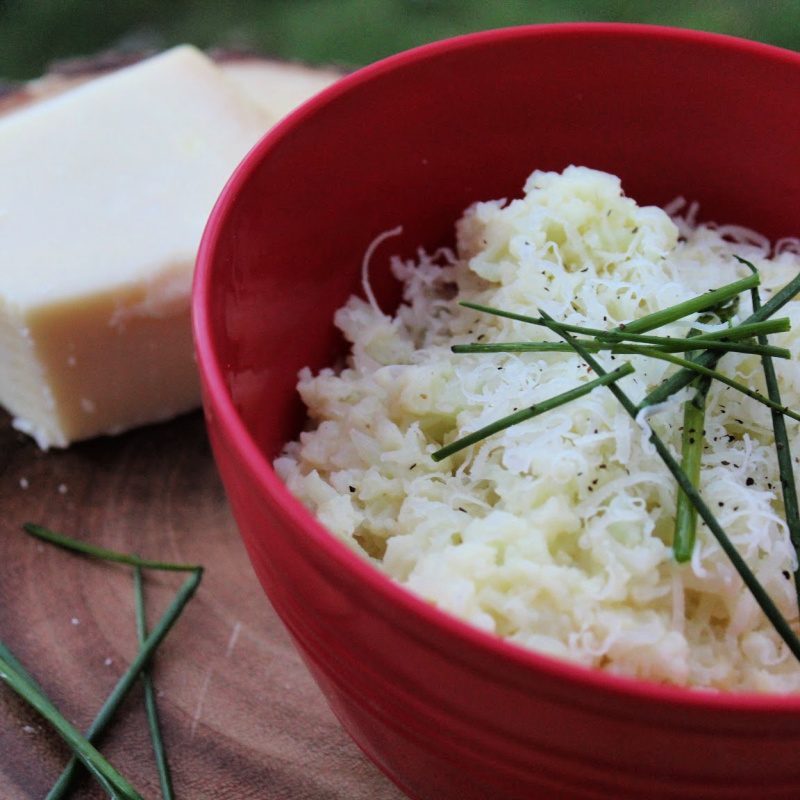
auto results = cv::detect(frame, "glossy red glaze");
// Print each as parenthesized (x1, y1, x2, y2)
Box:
(193, 24, 800, 799)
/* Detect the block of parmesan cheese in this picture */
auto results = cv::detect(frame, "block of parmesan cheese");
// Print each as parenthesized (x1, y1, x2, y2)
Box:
(0, 46, 336, 448)
(222, 57, 341, 119)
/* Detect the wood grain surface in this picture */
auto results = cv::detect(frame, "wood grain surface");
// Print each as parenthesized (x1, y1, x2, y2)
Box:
(0, 409, 404, 800)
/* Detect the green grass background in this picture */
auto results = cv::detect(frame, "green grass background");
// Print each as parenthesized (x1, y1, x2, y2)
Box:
(1, 0, 799, 80)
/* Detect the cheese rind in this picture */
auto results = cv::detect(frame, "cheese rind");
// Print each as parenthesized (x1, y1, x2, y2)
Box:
(0, 46, 274, 447)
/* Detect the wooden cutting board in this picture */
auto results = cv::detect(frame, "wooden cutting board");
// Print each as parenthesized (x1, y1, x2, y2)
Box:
(0, 409, 404, 799)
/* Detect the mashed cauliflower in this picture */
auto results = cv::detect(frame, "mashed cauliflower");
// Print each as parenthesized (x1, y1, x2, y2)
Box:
(275, 166, 800, 692)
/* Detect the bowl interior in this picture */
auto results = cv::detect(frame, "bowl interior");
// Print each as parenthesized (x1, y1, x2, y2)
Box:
(200, 24, 800, 465)
(195, 23, 800, 709)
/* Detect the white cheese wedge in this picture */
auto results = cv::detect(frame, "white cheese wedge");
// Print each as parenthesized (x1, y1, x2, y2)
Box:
(0, 45, 277, 448)
(222, 58, 340, 119)
(0, 54, 342, 121)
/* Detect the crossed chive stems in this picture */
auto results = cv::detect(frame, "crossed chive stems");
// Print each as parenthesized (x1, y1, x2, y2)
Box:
(435, 258, 800, 664)
(0, 523, 203, 800)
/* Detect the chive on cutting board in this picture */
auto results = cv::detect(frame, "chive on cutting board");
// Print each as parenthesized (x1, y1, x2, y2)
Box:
(0, 410, 403, 799)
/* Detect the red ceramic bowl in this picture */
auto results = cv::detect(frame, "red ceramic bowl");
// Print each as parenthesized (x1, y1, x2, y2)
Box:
(193, 24, 800, 800)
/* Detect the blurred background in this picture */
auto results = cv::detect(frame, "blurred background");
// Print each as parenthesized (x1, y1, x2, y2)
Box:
(1, 0, 799, 80)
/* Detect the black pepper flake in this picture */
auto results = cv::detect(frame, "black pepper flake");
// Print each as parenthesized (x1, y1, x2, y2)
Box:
(458, 507, 467, 513)
(349, 486, 356, 493)
(783, 571, 792, 580)
(746, 477, 755, 486)
(721, 460, 730, 466)
(409, 463, 417, 470)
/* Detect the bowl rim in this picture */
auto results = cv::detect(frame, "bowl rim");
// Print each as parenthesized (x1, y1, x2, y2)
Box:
(194, 21, 800, 713)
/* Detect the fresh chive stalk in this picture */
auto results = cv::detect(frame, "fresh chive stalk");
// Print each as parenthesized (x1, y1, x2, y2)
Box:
(459, 300, 603, 336)
(0, 642, 123, 799)
(673, 392, 707, 562)
(46, 567, 202, 800)
(0, 641, 45, 695)
(688, 318, 791, 341)
(511, 325, 800, 424)
(673, 342, 712, 564)
(621, 344, 800, 422)
(0, 646, 141, 800)
(23, 523, 201, 572)
(735, 256, 800, 614)
(612, 273, 759, 334)
(432, 363, 634, 462)
(452, 339, 789, 358)
(673, 312, 719, 564)
(639, 269, 800, 409)
(537, 309, 800, 664)
(458, 300, 790, 345)
(18, 524, 202, 800)
(134, 566, 175, 800)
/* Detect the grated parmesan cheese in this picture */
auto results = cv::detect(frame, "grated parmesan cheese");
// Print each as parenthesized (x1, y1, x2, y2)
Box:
(276, 166, 800, 692)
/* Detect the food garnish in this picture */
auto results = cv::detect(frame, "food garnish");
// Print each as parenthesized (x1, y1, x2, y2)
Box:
(449, 265, 800, 661)
(0, 523, 203, 799)
(134, 565, 175, 800)
(278, 166, 800, 690)
(0, 640, 138, 799)
(432, 364, 634, 461)
(736, 255, 800, 612)
(639, 268, 800, 409)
